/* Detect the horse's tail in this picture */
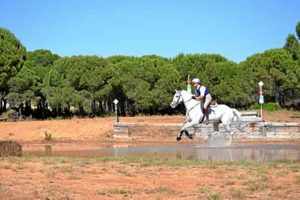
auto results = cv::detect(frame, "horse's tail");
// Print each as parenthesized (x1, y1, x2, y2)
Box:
(232, 108, 242, 130)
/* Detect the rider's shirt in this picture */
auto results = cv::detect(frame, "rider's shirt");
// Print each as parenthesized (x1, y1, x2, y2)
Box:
(194, 85, 209, 97)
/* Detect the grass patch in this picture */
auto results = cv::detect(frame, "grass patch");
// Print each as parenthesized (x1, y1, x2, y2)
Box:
(1, 155, 299, 169)
(0, 162, 13, 169)
(229, 188, 246, 199)
(256, 166, 269, 182)
(197, 187, 223, 200)
(107, 188, 131, 195)
(208, 192, 222, 200)
(144, 186, 178, 195)
(95, 189, 106, 196)
(198, 187, 210, 194)
(0, 184, 10, 193)
(116, 169, 133, 177)
(106, 156, 222, 168)
(43, 186, 72, 200)
(246, 180, 266, 192)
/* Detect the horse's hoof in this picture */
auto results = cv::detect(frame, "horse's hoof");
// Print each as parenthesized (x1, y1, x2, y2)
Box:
(176, 137, 181, 141)
(203, 135, 209, 141)
(226, 138, 232, 146)
(187, 135, 193, 139)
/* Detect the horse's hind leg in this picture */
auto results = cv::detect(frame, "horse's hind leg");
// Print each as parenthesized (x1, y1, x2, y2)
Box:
(204, 122, 219, 141)
(213, 122, 219, 132)
(224, 123, 233, 144)
(177, 121, 198, 141)
(224, 124, 233, 136)
(184, 130, 193, 139)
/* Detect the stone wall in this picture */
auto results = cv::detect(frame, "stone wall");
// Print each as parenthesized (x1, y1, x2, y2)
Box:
(113, 112, 300, 139)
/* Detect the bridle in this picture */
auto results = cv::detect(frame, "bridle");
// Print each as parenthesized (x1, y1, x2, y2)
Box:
(172, 91, 181, 106)
(171, 90, 201, 119)
(172, 91, 196, 107)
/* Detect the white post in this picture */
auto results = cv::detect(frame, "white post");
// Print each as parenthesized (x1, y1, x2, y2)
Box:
(258, 81, 264, 119)
(113, 99, 119, 123)
(260, 103, 263, 118)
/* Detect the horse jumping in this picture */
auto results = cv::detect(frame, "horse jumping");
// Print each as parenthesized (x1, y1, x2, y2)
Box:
(170, 90, 242, 142)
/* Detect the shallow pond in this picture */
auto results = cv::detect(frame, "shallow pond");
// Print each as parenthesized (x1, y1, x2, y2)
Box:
(23, 142, 300, 162)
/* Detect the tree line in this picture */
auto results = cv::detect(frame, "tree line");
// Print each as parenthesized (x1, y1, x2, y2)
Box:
(0, 23, 299, 119)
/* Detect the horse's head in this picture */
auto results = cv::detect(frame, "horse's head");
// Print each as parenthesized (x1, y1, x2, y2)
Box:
(170, 90, 183, 108)
(170, 90, 194, 108)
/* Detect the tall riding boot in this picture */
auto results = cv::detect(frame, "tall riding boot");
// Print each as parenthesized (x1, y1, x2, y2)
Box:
(204, 108, 209, 125)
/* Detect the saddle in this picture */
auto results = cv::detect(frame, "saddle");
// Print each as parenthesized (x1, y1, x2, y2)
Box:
(210, 99, 218, 106)
(199, 99, 217, 124)
(200, 99, 217, 112)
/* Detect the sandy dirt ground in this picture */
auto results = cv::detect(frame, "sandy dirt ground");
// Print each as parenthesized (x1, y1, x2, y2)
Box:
(0, 110, 300, 199)
(0, 110, 299, 143)
(0, 115, 187, 143)
(0, 156, 300, 200)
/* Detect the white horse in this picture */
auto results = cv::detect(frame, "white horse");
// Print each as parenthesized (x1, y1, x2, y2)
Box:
(170, 90, 242, 141)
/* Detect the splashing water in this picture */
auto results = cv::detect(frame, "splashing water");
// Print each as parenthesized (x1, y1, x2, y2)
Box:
(205, 132, 232, 147)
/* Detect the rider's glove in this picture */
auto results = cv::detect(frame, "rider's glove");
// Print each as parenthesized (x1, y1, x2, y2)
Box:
(191, 95, 196, 99)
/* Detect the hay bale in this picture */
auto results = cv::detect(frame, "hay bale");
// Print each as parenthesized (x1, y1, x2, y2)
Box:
(0, 140, 22, 157)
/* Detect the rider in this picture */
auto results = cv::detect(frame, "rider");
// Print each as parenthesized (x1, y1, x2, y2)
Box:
(191, 78, 212, 125)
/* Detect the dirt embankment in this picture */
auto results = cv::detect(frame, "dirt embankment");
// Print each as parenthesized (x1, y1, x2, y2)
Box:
(0, 115, 186, 143)
(0, 110, 299, 143)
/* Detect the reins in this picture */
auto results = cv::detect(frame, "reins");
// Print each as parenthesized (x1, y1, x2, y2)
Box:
(177, 91, 200, 113)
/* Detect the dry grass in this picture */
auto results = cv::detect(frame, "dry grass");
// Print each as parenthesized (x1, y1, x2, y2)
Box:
(0, 156, 299, 199)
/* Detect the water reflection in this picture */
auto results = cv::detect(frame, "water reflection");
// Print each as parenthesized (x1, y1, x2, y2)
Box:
(23, 143, 300, 162)
(44, 144, 52, 156)
(188, 145, 300, 161)
(99, 143, 300, 161)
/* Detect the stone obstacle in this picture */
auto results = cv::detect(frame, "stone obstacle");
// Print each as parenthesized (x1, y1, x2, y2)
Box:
(113, 111, 300, 139)
(0, 140, 22, 157)
(261, 122, 300, 138)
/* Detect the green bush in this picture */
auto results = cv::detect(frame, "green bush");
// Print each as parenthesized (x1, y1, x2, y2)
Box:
(249, 103, 260, 109)
(263, 102, 280, 111)
(249, 102, 280, 111)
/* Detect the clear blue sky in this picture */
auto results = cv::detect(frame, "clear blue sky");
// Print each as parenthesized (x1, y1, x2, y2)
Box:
(1, 0, 299, 62)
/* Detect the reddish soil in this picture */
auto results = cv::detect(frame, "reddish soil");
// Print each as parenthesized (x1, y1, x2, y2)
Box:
(0, 115, 187, 143)
(1, 156, 299, 199)
(0, 110, 299, 144)
(0, 110, 299, 199)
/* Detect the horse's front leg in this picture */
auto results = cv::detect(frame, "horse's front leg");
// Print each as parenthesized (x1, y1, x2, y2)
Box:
(204, 122, 220, 142)
(176, 118, 189, 141)
(176, 130, 185, 141)
(177, 120, 198, 141)
(224, 124, 234, 144)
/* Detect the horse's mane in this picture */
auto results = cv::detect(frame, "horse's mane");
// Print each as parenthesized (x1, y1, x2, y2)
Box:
(180, 90, 192, 96)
